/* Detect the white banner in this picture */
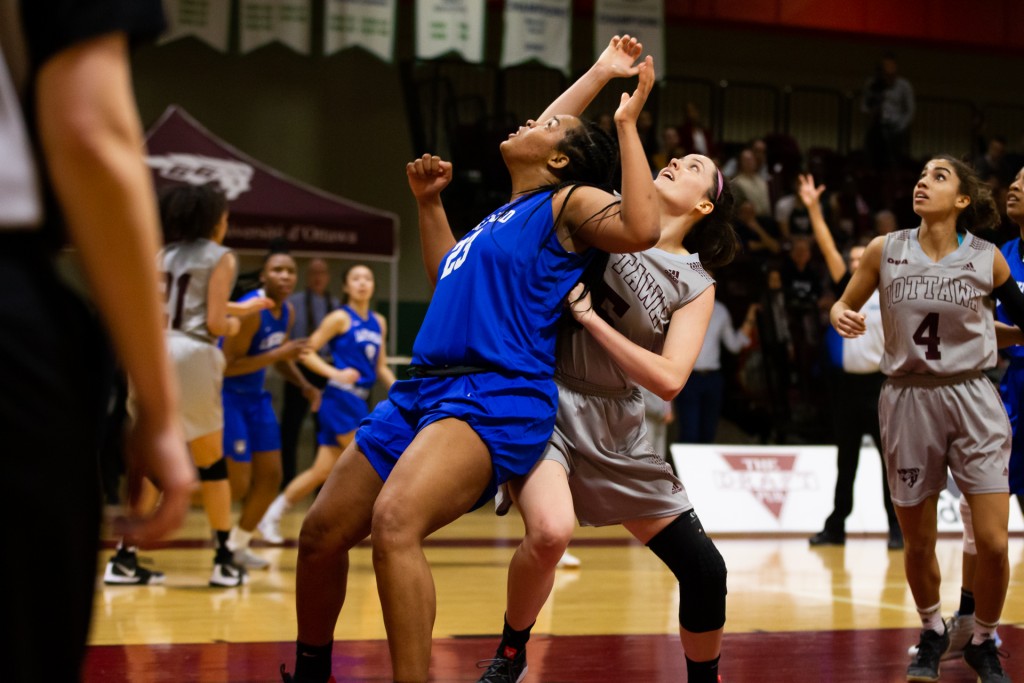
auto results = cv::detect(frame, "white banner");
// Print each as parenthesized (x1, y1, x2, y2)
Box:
(324, 0, 397, 61)
(239, 0, 312, 55)
(160, 0, 231, 52)
(416, 0, 486, 63)
(500, 0, 571, 74)
(594, 0, 664, 80)
(670, 443, 1024, 534)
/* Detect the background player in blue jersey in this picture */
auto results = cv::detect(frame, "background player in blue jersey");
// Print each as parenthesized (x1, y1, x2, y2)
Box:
(283, 41, 662, 683)
(259, 264, 395, 543)
(222, 251, 320, 569)
(475, 36, 737, 683)
(832, 157, 1024, 682)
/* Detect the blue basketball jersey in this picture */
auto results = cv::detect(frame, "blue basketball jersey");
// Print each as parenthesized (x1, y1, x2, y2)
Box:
(412, 190, 593, 376)
(328, 305, 382, 390)
(997, 237, 1024, 360)
(222, 288, 291, 394)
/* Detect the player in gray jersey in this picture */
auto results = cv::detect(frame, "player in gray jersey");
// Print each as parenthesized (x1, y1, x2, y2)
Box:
(476, 37, 738, 683)
(831, 156, 1024, 683)
(104, 184, 269, 588)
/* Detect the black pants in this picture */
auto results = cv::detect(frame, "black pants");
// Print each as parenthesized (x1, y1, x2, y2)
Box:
(0, 239, 114, 682)
(280, 364, 328, 486)
(823, 369, 898, 535)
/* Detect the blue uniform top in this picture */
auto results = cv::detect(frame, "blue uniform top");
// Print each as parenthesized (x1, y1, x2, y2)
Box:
(411, 190, 593, 377)
(997, 237, 1024, 360)
(329, 305, 382, 390)
(222, 288, 291, 394)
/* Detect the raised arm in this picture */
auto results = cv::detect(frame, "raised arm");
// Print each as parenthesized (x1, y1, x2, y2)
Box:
(831, 235, 885, 338)
(537, 35, 642, 121)
(406, 154, 456, 287)
(798, 174, 847, 284)
(569, 283, 715, 400)
(561, 57, 659, 254)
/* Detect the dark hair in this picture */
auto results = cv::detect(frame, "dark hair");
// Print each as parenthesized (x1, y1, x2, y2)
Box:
(158, 183, 228, 243)
(927, 155, 1000, 234)
(552, 120, 619, 191)
(684, 174, 740, 270)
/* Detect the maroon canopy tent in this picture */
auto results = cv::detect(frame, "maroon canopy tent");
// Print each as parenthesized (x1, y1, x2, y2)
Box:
(144, 105, 400, 350)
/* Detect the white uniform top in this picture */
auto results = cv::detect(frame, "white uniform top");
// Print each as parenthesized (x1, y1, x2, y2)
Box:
(557, 249, 715, 390)
(878, 228, 997, 377)
(694, 300, 749, 372)
(843, 289, 884, 373)
(159, 239, 232, 344)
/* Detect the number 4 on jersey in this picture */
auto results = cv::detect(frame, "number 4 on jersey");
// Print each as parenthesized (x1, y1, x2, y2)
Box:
(912, 312, 941, 360)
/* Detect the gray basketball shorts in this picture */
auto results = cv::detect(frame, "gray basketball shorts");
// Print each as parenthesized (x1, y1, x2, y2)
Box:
(536, 378, 693, 527)
(878, 372, 1010, 506)
(167, 332, 226, 442)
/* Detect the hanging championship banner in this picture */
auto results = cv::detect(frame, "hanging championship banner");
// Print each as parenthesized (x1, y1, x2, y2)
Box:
(240, 0, 312, 55)
(324, 0, 397, 62)
(415, 0, 486, 63)
(500, 0, 571, 74)
(160, 0, 231, 52)
(594, 0, 664, 79)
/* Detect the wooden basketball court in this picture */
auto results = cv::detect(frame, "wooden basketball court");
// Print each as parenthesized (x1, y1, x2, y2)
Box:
(86, 503, 1024, 682)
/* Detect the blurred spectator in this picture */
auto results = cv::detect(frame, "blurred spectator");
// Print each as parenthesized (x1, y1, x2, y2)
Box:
(675, 299, 757, 443)
(733, 201, 781, 256)
(756, 268, 794, 442)
(774, 175, 813, 240)
(975, 135, 1010, 186)
(637, 109, 659, 170)
(861, 52, 915, 169)
(780, 236, 825, 416)
(873, 209, 898, 235)
(731, 148, 773, 217)
(827, 175, 873, 248)
(651, 125, 685, 172)
(678, 102, 716, 158)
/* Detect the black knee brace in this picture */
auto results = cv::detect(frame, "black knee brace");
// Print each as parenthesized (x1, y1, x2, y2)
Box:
(197, 457, 228, 482)
(646, 510, 727, 633)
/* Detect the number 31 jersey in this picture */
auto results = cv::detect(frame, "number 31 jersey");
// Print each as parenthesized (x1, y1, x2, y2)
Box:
(879, 228, 996, 377)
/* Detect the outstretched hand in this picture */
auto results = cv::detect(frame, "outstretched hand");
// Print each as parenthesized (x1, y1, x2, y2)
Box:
(614, 55, 655, 127)
(596, 34, 643, 80)
(406, 154, 453, 203)
(797, 173, 825, 209)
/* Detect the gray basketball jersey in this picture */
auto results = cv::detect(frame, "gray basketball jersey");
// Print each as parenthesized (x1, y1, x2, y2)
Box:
(879, 228, 997, 377)
(557, 249, 715, 388)
(159, 239, 232, 344)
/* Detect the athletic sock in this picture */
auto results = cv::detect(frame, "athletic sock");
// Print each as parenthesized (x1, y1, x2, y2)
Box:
(972, 618, 999, 646)
(685, 655, 720, 683)
(214, 530, 232, 562)
(498, 615, 533, 657)
(958, 588, 975, 616)
(293, 640, 332, 683)
(228, 526, 253, 552)
(917, 601, 944, 635)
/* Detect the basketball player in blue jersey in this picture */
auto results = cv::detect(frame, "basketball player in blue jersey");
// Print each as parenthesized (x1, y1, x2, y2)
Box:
(283, 41, 662, 683)
(832, 156, 1024, 683)
(259, 264, 395, 543)
(475, 36, 736, 683)
(222, 251, 320, 570)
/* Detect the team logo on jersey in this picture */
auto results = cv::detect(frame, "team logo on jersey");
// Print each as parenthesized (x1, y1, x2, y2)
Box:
(234, 440, 247, 455)
(716, 453, 814, 519)
(887, 257, 909, 265)
(898, 467, 920, 488)
(664, 269, 680, 283)
(961, 262, 976, 272)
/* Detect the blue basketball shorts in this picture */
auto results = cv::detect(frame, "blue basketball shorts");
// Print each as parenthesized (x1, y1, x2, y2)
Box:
(999, 359, 1024, 496)
(317, 385, 369, 446)
(222, 390, 281, 462)
(354, 372, 558, 509)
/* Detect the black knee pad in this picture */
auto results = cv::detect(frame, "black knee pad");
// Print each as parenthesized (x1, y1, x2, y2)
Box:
(646, 510, 727, 633)
(197, 457, 228, 482)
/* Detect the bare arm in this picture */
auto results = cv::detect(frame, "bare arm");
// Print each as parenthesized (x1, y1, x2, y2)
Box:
(36, 32, 194, 541)
(206, 252, 241, 338)
(406, 155, 456, 287)
(537, 35, 642, 121)
(222, 305, 309, 377)
(831, 236, 885, 338)
(995, 322, 1024, 348)
(300, 309, 359, 384)
(569, 284, 716, 400)
(562, 58, 659, 254)
(374, 314, 397, 389)
(798, 174, 847, 284)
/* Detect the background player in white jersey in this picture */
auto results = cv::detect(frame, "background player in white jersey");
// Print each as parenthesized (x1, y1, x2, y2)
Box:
(259, 264, 395, 542)
(105, 183, 270, 587)
(283, 41, 661, 683)
(476, 37, 737, 683)
(832, 156, 1024, 683)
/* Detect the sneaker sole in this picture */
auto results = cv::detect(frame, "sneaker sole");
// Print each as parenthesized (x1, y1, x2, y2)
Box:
(103, 569, 165, 586)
